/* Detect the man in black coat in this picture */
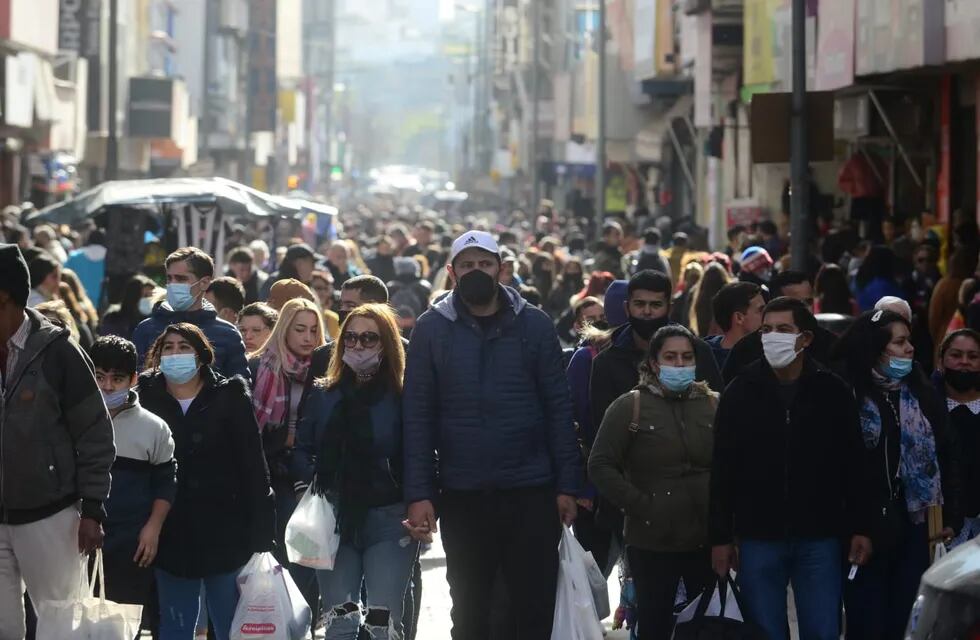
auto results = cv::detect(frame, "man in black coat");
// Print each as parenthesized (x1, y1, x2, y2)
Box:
(709, 297, 873, 640)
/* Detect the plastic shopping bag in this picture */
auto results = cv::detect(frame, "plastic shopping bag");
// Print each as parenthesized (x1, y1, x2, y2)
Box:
(231, 554, 290, 640)
(932, 540, 948, 565)
(672, 575, 767, 640)
(236, 553, 312, 640)
(36, 550, 144, 640)
(581, 547, 611, 620)
(550, 526, 604, 640)
(285, 488, 340, 570)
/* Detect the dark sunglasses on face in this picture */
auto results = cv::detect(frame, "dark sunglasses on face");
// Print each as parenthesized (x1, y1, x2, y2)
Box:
(343, 331, 381, 349)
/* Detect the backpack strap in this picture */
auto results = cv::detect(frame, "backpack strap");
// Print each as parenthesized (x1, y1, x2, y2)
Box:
(628, 390, 641, 433)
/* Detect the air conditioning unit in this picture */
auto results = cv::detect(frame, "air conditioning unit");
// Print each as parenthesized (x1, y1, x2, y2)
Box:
(834, 95, 870, 140)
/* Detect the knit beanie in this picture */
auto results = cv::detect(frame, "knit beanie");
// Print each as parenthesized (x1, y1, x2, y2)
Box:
(739, 246, 774, 276)
(0, 243, 30, 307)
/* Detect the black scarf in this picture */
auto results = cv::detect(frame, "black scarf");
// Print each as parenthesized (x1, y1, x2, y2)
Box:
(312, 374, 385, 542)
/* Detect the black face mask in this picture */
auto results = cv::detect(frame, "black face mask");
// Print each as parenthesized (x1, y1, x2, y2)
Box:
(945, 368, 980, 393)
(590, 320, 610, 332)
(457, 269, 498, 306)
(629, 315, 669, 340)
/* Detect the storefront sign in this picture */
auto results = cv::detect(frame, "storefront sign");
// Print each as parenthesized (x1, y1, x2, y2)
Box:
(856, 0, 944, 75)
(815, 0, 855, 90)
(743, 0, 780, 87)
(248, 0, 277, 133)
(946, 0, 980, 62)
(128, 77, 174, 138)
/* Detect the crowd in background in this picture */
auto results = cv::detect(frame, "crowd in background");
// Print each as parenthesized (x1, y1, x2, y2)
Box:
(1, 196, 980, 640)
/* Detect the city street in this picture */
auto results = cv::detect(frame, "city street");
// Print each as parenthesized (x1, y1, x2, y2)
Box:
(414, 534, 629, 640)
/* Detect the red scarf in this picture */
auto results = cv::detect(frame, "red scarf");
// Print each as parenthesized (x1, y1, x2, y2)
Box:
(252, 344, 310, 431)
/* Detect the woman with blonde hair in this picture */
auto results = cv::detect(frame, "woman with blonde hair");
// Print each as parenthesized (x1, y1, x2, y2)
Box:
(248, 297, 326, 615)
(292, 303, 419, 640)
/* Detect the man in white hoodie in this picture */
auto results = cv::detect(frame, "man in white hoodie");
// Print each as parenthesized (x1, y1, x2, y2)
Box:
(65, 229, 107, 308)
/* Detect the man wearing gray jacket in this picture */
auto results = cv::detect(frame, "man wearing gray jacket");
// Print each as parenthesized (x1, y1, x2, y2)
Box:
(0, 243, 115, 639)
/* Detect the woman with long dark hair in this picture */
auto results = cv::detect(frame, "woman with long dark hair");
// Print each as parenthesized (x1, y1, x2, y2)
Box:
(292, 304, 419, 640)
(689, 262, 730, 337)
(138, 323, 274, 639)
(100, 274, 157, 339)
(814, 263, 858, 316)
(835, 310, 962, 639)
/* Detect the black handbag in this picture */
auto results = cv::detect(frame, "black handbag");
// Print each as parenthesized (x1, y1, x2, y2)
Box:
(672, 576, 768, 640)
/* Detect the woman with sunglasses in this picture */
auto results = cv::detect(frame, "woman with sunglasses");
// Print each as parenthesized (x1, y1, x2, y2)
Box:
(293, 303, 419, 640)
(137, 323, 274, 639)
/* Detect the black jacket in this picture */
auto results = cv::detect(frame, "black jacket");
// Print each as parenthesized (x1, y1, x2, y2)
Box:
(722, 325, 839, 385)
(857, 368, 962, 550)
(709, 357, 874, 544)
(138, 368, 274, 578)
(590, 323, 724, 433)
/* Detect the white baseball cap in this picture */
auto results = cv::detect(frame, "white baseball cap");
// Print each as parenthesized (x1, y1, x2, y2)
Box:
(450, 231, 500, 265)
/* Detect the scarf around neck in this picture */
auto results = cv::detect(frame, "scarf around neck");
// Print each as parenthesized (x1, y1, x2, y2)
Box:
(252, 344, 310, 431)
(312, 375, 386, 542)
(860, 371, 943, 522)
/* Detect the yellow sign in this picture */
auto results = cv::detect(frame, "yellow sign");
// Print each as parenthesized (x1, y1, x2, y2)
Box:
(743, 0, 781, 86)
(605, 174, 627, 213)
(279, 90, 297, 124)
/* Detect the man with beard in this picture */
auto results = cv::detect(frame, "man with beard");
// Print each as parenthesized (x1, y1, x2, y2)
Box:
(403, 231, 580, 639)
(583, 270, 723, 576)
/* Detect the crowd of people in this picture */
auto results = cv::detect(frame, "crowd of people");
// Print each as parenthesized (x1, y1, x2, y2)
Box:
(0, 200, 978, 640)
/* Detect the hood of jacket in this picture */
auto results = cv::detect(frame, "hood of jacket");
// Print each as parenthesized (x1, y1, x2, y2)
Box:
(432, 284, 527, 322)
(150, 298, 219, 324)
(14, 309, 70, 376)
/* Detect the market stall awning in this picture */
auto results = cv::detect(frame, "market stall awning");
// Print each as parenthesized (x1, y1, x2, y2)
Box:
(26, 177, 292, 225)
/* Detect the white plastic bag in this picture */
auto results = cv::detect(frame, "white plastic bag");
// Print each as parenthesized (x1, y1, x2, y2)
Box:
(236, 553, 312, 640)
(932, 540, 948, 565)
(285, 488, 340, 570)
(36, 550, 144, 640)
(550, 526, 604, 640)
(674, 573, 745, 627)
(582, 548, 610, 620)
(230, 554, 289, 640)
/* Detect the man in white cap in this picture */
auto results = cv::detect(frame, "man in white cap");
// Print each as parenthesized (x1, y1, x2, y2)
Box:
(402, 230, 581, 639)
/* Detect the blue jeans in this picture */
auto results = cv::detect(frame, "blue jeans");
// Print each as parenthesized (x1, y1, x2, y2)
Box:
(156, 568, 241, 640)
(737, 538, 842, 640)
(317, 503, 420, 640)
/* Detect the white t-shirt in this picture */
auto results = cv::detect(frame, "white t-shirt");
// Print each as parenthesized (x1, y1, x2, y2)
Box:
(177, 397, 195, 415)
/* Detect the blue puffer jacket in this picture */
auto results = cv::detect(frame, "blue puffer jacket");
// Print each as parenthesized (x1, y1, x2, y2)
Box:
(132, 300, 250, 381)
(403, 285, 581, 503)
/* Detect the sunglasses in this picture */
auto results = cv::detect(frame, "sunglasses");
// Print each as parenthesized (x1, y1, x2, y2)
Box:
(343, 331, 381, 349)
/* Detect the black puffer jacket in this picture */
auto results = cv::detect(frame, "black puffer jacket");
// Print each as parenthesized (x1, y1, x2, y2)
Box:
(709, 357, 874, 545)
(138, 368, 274, 578)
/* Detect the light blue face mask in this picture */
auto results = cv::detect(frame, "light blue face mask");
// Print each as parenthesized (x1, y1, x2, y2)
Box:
(101, 388, 130, 410)
(880, 356, 913, 380)
(160, 354, 199, 384)
(659, 365, 696, 392)
(166, 281, 200, 312)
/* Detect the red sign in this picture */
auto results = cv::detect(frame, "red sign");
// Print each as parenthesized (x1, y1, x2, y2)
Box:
(240, 623, 277, 634)
(725, 199, 766, 229)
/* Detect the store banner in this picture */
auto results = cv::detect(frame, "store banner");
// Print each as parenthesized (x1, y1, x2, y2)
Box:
(744, 0, 781, 87)
(856, 0, 944, 75)
(694, 12, 712, 128)
(633, 0, 656, 81)
(815, 0, 855, 90)
(5, 52, 36, 128)
(946, 0, 980, 62)
(248, 0, 277, 133)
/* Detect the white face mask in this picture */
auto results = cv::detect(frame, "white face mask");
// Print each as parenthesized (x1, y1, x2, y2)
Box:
(762, 332, 802, 369)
